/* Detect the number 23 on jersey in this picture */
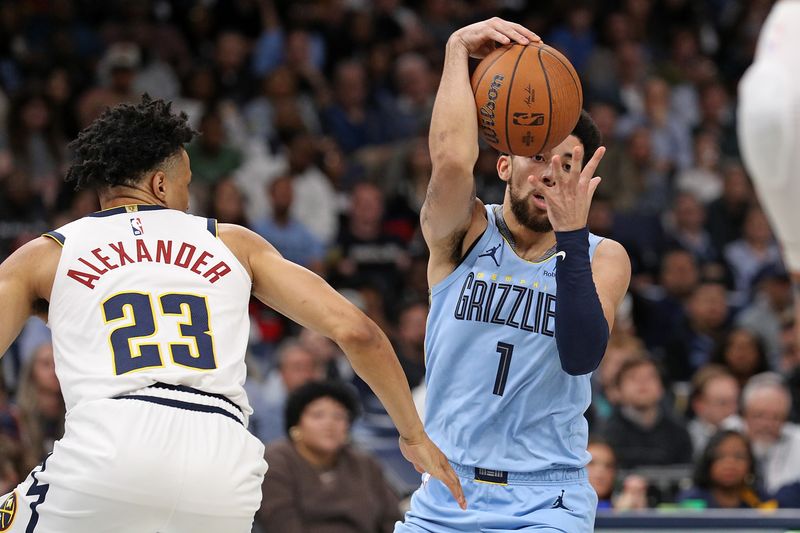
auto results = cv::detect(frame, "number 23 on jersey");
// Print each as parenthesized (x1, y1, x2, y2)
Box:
(101, 291, 217, 375)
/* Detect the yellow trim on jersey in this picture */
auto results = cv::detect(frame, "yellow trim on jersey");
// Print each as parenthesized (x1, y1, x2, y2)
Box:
(41, 233, 64, 247)
(0, 491, 18, 531)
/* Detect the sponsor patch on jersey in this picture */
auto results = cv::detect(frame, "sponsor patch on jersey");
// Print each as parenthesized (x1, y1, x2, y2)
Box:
(0, 491, 17, 531)
(130, 217, 144, 236)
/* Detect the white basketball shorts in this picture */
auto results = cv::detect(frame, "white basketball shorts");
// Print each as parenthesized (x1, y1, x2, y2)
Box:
(0, 384, 268, 533)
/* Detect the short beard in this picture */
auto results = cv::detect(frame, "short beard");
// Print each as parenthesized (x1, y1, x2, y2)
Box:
(508, 180, 552, 233)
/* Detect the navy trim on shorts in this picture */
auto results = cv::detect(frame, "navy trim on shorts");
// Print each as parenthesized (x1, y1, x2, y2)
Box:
(26, 453, 51, 533)
(114, 395, 243, 425)
(148, 382, 243, 414)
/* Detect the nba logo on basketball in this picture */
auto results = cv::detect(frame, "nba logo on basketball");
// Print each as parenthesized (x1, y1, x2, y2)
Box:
(130, 217, 144, 236)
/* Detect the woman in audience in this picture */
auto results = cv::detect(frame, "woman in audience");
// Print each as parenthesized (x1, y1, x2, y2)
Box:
(588, 437, 649, 510)
(679, 429, 775, 508)
(712, 328, 770, 388)
(256, 380, 401, 532)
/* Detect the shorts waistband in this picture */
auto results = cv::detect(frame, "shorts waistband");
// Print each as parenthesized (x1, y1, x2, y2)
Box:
(449, 461, 587, 485)
(112, 382, 244, 426)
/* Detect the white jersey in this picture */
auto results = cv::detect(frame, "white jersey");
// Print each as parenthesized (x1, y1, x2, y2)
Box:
(45, 204, 253, 420)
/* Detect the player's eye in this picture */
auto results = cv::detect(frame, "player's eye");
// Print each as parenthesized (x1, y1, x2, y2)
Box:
(531, 154, 545, 162)
(563, 163, 572, 172)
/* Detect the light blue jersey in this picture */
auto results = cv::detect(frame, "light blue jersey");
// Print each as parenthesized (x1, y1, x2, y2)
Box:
(424, 204, 604, 473)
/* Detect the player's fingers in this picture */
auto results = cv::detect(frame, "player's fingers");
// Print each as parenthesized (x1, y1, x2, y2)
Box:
(571, 145, 584, 179)
(581, 146, 606, 180)
(485, 28, 511, 45)
(588, 176, 602, 200)
(507, 22, 541, 43)
(437, 463, 467, 510)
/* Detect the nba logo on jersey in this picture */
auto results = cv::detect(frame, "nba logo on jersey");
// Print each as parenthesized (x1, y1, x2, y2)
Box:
(130, 217, 144, 236)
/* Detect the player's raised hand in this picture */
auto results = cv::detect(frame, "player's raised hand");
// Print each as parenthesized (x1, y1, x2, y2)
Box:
(399, 432, 467, 510)
(449, 17, 541, 59)
(535, 145, 606, 232)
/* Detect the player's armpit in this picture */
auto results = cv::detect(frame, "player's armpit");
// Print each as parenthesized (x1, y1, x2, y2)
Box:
(0, 237, 61, 357)
(590, 238, 632, 332)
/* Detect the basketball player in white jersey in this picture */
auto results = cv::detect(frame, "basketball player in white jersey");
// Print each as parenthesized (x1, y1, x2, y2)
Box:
(0, 96, 464, 532)
(738, 0, 800, 341)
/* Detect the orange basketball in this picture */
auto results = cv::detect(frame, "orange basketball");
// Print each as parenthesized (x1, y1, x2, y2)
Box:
(471, 42, 583, 156)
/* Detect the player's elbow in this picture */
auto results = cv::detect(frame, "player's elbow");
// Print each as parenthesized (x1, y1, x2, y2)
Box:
(332, 311, 380, 351)
(560, 356, 600, 376)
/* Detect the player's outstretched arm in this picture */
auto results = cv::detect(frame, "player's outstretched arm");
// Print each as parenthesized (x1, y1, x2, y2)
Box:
(0, 238, 60, 358)
(219, 224, 467, 509)
(423, 19, 539, 278)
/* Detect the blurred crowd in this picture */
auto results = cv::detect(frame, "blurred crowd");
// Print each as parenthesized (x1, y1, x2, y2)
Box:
(0, 0, 799, 528)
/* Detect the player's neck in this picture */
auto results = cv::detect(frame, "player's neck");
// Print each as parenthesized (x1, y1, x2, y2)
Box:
(99, 186, 165, 210)
(500, 204, 556, 260)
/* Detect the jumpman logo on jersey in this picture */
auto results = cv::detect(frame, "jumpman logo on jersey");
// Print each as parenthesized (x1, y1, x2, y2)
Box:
(551, 490, 571, 511)
(478, 242, 503, 267)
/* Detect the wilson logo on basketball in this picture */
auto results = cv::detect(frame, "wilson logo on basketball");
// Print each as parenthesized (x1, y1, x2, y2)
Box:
(479, 74, 505, 145)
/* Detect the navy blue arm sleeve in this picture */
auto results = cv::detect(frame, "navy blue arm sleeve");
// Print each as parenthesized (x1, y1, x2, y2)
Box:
(554, 227, 609, 375)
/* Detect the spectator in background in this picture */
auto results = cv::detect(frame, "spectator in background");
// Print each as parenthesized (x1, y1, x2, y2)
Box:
(679, 430, 774, 509)
(332, 182, 409, 302)
(321, 59, 389, 154)
(664, 281, 730, 381)
(663, 192, 721, 272)
(77, 42, 140, 128)
(392, 300, 427, 389)
(15, 342, 65, 469)
(676, 129, 723, 203)
(728, 373, 800, 496)
(185, 107, 244, 185)
(592, 331, 648, 426)
(724, 206, 783, 308)
(387, 53, 435, 140)
(633, 249, 699, 356)
(706, 161, 754, 253)
(7, 91, 66, 207)
(712, 328, 770, 389)
(587, 437, 648, 511)
(271, 130, 339, 246)
(688, 365, 741, 458)
(256, 381, 401, 532)
(253, 175, 324, 274)
(604, 356, 693, 469)
(736, 268, 794, 370)
(246, 340, 324, 445)
(213, 30, 253, 104)
(206, 177, 249, 226)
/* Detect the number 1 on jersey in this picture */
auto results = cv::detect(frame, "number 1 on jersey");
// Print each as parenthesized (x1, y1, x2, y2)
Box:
(493, 341, 514, 396)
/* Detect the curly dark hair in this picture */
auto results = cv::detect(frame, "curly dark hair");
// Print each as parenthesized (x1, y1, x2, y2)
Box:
(572, 109, 602, 168)
(65, 95, 197, 190)
(284, 380, 360, 436)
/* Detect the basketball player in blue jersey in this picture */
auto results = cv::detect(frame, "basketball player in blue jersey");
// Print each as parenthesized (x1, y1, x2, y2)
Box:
(0, 96, 464, 532)
(395, 18, 631, 533)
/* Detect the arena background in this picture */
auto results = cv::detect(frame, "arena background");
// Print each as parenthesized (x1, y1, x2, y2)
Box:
(0, 0, 799, 530)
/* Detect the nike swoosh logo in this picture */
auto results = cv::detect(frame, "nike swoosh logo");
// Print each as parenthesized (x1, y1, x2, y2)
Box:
(553, 251, 566, 260)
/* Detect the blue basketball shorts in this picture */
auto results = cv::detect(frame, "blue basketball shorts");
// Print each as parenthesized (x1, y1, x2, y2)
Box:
(395, 462, 597, 533)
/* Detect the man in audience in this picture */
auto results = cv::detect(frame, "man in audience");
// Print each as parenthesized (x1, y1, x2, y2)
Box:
(726, 372, 800, 496)
(604, 356, 693, 468)
(688, 365, 740, 457)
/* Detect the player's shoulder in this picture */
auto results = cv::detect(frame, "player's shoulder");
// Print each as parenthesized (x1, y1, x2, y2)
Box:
(593, 237, 628, 262)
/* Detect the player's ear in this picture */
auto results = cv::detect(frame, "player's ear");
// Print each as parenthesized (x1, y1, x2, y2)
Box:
(150, 170, 168, 201)
(497, 153, 512, 183)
